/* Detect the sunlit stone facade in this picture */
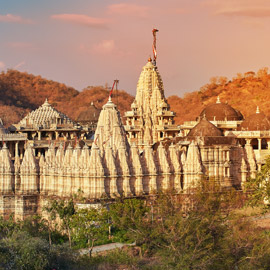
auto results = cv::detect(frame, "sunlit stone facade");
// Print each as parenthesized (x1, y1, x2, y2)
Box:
(1, 61, 270, 219)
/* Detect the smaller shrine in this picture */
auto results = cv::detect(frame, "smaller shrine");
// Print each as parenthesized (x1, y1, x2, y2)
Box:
(11, 99, 84, 156)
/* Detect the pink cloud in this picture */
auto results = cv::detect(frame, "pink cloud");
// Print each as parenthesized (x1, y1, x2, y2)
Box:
(79, 40, 115, 54)
(51, 14, 108, 28)
(0, 14, 33, 24)
(216, 7, 270, 17)
(107, 3, 149, 17)
(93, 40, 115, 54)
(0, 61, 5, 69)
(14, 61, 26, 69)
(203, 0, 270, 17)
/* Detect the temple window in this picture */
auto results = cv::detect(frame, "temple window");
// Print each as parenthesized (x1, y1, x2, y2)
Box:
(251, 138, 258, 150)
(262, 138, 267, 149)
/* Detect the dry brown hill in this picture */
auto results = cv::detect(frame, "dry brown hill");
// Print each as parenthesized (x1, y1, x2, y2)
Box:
(0, 70, 134, 127)
(168, 68, 270, 124)
(1, 68, 270, 127)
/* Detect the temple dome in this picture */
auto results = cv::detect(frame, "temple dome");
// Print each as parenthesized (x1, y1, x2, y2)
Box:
(17, 99, 75, 127)
(199, 97, 243, 121)
(76, 102, 101, 125)
(187, 118, 223, 137)
(239, 107, 270, 131)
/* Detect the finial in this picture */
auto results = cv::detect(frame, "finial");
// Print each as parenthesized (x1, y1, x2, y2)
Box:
(43, 98, 50, 107)
(152, 28, 159, 64)
(216, 96, 221, 104)
(148, 57, 152, 62)
(256, 106, 260, 114)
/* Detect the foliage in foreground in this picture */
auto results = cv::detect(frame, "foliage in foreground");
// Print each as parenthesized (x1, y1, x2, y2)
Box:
(1, 179, 270, 269)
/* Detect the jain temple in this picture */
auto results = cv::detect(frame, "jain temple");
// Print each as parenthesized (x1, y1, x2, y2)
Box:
(0, 56, 269, 219)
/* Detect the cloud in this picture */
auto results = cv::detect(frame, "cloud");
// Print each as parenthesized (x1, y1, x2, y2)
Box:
(0, 14, 33, 24)
(51, 14, 108, 28)
(93, 40, 115, 54)
(203, 0, 270, 17)
(216, 7, 270, 17)
(14, 61, 26, 69)
(80, 40, 116, 54)
(107, 3, 149, 17)
(0, 61, 5, 69)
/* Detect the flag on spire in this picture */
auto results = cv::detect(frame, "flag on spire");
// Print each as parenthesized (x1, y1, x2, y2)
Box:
(152, 28, 159, 63)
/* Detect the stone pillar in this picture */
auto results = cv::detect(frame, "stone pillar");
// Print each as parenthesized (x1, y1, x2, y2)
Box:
(267, 139, 270, 150)
(258, 138, 262, 150)
(15, 142, 19, 158)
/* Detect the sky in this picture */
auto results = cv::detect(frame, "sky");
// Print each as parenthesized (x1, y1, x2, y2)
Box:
(1, 0, 270, 97)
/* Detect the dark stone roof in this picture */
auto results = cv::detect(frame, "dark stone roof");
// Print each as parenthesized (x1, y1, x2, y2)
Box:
(239, 112, 270, 131)
(76, 103, 101, 125)
(199, 103, 243, 121)
(187, 118, 223, 137)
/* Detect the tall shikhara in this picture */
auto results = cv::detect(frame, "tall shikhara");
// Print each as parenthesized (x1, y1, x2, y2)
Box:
(124, 58, 179, 146)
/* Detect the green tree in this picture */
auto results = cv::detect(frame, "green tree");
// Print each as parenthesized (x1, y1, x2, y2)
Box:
(71, 206, 108, 256)
(44, 198, 75, 248)
(246, 156, 270, 208)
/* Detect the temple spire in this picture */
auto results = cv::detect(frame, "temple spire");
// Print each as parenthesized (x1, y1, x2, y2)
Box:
(256, 106, 260, 114)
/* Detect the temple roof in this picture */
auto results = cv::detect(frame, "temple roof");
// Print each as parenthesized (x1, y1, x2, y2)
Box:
(187, 118, 223, 137)
(239, 107, 270, 131)
(76, 102, 101, 125)
(134, 58, 168, 114)
(17, 99, 75, 128)
(94, 96, 129, 153)
(199, 97, 243, 121)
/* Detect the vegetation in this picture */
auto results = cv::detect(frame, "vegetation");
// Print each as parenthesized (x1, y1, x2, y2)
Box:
(1, 178, 270, 269)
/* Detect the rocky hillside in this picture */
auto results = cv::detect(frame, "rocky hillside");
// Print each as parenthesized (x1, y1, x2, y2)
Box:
(1, 68, 270, 127)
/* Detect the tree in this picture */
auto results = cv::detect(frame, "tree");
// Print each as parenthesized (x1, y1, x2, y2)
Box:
(245, 156, 270, 208)
(71, 206, 108, 257)
(44, 198, 75, 248)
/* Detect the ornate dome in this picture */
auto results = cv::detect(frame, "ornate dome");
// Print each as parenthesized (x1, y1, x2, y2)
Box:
(239, 107, 270, 131)
(187, 118, 223, 137)
(199, 97, 243, 121)
(76, 102, 101, 125)
(18, 99, 74, 127)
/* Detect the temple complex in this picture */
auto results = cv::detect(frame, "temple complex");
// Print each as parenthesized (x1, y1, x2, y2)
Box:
(1, 34, 270, 219)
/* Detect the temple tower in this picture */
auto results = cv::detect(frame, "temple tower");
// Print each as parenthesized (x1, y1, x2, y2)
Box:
(125, 58, 179, 146)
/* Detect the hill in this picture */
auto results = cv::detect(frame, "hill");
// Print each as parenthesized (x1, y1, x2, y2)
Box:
(1, 68, 270, 127)
(168, 68, 270, 124)
(0, 70, 134, 127)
